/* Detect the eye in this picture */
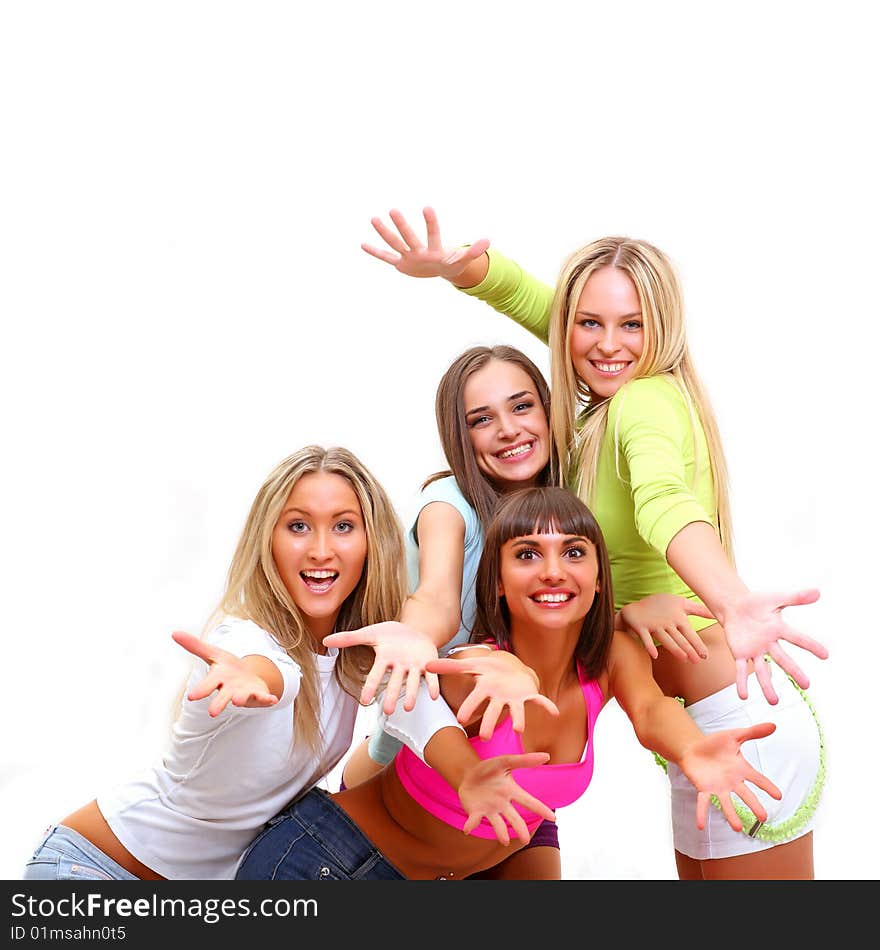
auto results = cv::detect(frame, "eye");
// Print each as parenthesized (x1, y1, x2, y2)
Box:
(623, 320, 642, 331)
(578, 318, 600, 329)
(288, 520, 308, 533)
(515, 548, 540, 560)
(513, 400, 534, 413)
(334, 520, 355, 534)
(564, 546, 586, 559)
(468, 414, 491, 428)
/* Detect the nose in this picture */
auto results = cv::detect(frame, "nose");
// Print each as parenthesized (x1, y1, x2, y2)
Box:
(540, 552, 567, 584)
(495, 411, 520, 441)
(308, 529, 332, 561)
(596, 326, 620, 356)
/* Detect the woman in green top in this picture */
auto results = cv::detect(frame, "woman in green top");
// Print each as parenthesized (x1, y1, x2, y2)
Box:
(362, 207, 829, 880)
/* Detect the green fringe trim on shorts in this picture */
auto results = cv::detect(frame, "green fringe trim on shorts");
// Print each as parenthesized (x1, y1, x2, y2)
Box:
(652, 661, 825, 844)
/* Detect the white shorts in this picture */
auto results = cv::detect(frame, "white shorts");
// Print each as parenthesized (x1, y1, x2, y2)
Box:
(667, 661, 824, 861)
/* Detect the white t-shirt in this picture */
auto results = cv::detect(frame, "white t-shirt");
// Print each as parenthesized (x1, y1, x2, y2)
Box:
(97, 617, 357, 880)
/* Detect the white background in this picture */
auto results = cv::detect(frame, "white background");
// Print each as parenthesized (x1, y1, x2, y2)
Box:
(1, 1, 875, 880)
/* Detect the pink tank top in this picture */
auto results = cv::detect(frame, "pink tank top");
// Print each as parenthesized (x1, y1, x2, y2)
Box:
(394, 660, 604, 839)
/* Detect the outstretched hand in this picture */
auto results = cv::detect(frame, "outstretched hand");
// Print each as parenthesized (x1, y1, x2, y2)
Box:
(720, 588, 827, 703)
(458, 751, 556, 846)
(427, 651, 559, 742)
(171, 630, 279, 718)
(617, 593, 715, 663)
(323, 621, 440, 715)
(677, 722, 782, 832)
(362, 207, 490, 281)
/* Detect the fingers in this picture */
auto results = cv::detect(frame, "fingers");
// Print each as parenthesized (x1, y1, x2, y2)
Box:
(754, 659, 779, 705)
(322, 629, 376, 650)
(527, 694, 560, 717)
(767, 642, 809, 690)
(370, 216, 408, 254)
(737, 721, 777, 743)
(506, 807, 532, 843)
(361, 243, 401, 266)
(425, 657, 468, 675)
(632, 628, 659, 660)
(424, 670, 441, 702)
(781, 627, 829, 662)
(716, 794, 744, 832)
(734, 785, 769, 822)
(423, 206, 441, 250)
(186, 671, 222, 702)
(485, 814, 510, 847)
(479, 699, 505, 742)
(777, 587, 821, 608)
(456, 686, 487, 726)
(498, 751, 551, 770)
(511, 790, 556, 824)
(508, 701, 526, 735)
(735, 658, 751, 701)
(448, 238, 491, 265)
(359, 662, 388, 707)
(389, 209, 423, 250)
(676, 624, 709, 661)
(382, 667, 406, 716)
(402, 667, 422, 713)
(682, 599, 715, 620)
(742, 762, 782, 801)
(172, 630, 215, 664)
(231, 690, 278, 708)
(695, 791, 710, 830)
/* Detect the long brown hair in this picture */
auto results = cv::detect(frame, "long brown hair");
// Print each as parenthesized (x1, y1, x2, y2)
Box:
(425, 345, 560, 527)
(473, 486, 615, 680)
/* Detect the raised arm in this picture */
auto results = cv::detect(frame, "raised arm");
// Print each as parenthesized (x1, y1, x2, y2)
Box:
(606, 631, 782, 832)
(324, 500, 469, 714)
(363, 207, 554, 342)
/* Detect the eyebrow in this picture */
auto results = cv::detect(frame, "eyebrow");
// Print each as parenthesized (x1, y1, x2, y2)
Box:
(280, 507, 362, 519)
(465, 390, 534, 417)
(510, 535, 590, 547)
(575, 309, 642, 319)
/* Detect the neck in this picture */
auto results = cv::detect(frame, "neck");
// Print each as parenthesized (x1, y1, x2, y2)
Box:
(508, 618, 580, 700)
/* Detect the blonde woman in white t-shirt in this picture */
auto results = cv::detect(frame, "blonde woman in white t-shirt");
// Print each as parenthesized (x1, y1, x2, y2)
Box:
(22, 445, 410, 880)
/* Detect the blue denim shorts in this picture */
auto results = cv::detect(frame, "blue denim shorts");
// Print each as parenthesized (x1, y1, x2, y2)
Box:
(235, 788, 406, 881)
(22, 825, 139, 881)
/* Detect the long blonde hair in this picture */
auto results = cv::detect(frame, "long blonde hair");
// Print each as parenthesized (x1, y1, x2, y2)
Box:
(206, 445, 406, 761)
(548, 237, 734, 559)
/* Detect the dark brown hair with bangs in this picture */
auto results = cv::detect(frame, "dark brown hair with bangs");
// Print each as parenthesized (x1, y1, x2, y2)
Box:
(473, 486, 615, 679)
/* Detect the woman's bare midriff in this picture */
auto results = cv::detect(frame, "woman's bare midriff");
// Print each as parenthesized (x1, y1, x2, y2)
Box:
(332, 767, 532, 880)
(651, 621, 754, 706)
(60, 801, 165, 880)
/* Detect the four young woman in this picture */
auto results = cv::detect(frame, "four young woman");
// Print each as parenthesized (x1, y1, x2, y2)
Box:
(22, 206, 828, 882)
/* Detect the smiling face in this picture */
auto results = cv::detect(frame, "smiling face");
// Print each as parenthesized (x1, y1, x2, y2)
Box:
(498, 528, 600, 634)
(569, 265, 645, 399)
(463, 359, 551, 492)
(271, 471, 368, 644)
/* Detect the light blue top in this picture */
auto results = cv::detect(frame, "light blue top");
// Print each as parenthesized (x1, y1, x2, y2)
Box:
(406, 475, 484, 656)
(367, 475, 485, 767)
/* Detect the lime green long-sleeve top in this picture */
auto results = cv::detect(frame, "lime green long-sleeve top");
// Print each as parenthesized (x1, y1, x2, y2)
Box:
(459, 250, 717, 627)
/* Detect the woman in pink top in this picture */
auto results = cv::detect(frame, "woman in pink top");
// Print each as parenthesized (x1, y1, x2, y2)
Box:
(233, 486, 781, 881)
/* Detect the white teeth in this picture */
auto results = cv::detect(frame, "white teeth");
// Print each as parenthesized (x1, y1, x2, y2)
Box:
(302, 570, 337, 579)
(533, 593, 572, 603)
(497, 442, 533, 459)
(594, 362, 627, 373)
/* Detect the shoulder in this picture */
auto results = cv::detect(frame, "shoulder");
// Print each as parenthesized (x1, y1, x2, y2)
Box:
(207, 617, 295, 666)
(416, 476, 477, 525)
(609, 375, 690, 427)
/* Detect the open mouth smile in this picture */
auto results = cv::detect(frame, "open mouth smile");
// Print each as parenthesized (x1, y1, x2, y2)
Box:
(300, 569, 339, 593)
(494, 440, 536, 462)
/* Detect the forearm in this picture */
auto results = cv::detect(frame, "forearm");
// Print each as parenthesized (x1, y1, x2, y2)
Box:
(454, 249, 553, 343)
(400, 589, 462, 650)
(629, 694, 704, 765)
(448, 251, 489, 289)
(422, 725, 482, 789)
(666, 521, 748, 625)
